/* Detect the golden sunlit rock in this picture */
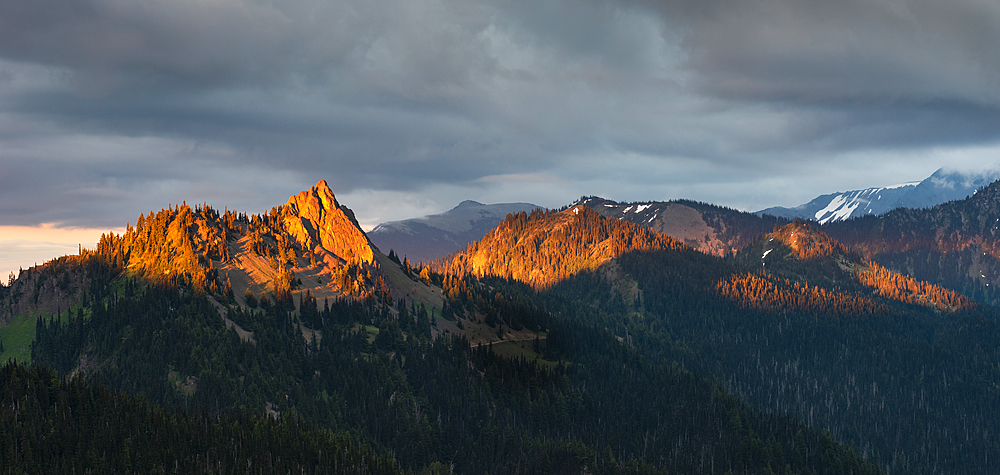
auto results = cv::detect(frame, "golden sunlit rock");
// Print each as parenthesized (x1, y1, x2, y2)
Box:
(282, 180, 374, 268)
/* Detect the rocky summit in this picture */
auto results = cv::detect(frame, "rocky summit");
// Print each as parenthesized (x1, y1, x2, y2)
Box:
(282, 180, 374, 267)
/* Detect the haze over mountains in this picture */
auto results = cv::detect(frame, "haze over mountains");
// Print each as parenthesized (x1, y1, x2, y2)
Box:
(368, 200, 538, 264)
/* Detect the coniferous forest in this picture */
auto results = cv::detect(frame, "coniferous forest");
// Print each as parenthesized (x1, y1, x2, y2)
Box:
(544, 234, 1000, 474)
(7, 181, 1000, 474)
(0, 361, 402, 475)
(17, 253, 878, 474)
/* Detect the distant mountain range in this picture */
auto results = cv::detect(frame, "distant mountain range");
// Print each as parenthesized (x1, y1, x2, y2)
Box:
(575, 177, 1000, 308)
(10, 175, 1000, 473)
(758, 167, 1000, 223)
(0, 180, 884, 475)
(367, 166, 1000, 264)
(368, 200, 538, 263)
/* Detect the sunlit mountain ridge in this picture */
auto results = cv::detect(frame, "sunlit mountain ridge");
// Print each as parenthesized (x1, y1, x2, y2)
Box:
(0, 181, 887, 475)
(438, 205, 685, 289)
(3, 178, 1000, 474)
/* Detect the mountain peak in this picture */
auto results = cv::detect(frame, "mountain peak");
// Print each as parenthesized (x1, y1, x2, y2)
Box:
(286, 180, 339, 216)
(758, 165, 1000, 223)
(314, 179, 337, 204)
(283, 181, 373, 267)
(368, 200, 540, 263)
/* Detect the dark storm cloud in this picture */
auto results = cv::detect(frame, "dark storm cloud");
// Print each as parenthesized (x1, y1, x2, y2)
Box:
(645, 0, 1000, 102)
(0, 0, 355, 88)
(1, 0, 999, 232)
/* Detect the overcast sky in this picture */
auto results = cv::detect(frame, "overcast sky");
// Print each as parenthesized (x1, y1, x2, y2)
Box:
(2, 0, 1000, 276)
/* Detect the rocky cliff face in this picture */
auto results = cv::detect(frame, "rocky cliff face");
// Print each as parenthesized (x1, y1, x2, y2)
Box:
(282, 180, 374, 268)
(3, 180, 388, 318)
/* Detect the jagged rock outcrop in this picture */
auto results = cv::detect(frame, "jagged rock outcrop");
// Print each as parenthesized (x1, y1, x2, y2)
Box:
(38, 180, 388, 306)
(282, 180, 374, 268)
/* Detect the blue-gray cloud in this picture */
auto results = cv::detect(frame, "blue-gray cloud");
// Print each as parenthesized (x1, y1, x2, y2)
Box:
(1, 0, 998, 229)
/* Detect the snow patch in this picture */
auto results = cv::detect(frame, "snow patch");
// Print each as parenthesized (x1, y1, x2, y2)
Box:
(635, 204, 652, 213)
(762, 249, 773, 259)
(815, 194, 862, 225)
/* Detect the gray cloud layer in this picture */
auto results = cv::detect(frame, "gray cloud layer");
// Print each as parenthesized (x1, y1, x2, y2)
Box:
(1, 0, 998, 229)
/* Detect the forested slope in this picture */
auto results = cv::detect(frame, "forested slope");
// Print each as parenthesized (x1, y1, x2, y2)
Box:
(440, 205, 684, 289)
(13, 250, 877, 474)
(823, 179, 1000, 306)
(438, 204, 1000, 473)
(0, 361, 403, 475)
(0, 183, 892, 474)
(545, 223, 1000, 475)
